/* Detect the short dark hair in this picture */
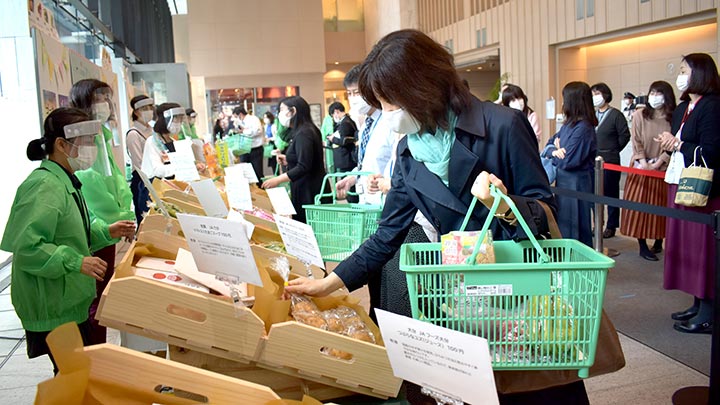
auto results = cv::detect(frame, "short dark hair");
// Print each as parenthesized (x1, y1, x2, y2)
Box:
(563, 81, 598, 127)
(130, 95, 152, 121)
(70, 79, 112, 114)
(344, 64, 362, 88)
(154, 102, 182, 134)
(186, 108, 196, 117)
(232, 107, 247, 116)
(328, 102, 345, 115)
(279, 96, 315, 130)
(27, 107, 90, 161)
(264, 111, 275, 122)
(358, 29, 472, 133)
(501, 84, 533, 114)
(642, 80, 676, 122)
(681, 53, 720, 101)
(590, 82, 613, 103)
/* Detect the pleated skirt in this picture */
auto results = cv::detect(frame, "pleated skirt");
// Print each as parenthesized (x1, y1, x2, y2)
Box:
(620, 173, 667, 239)
(663, 184, 720, 299)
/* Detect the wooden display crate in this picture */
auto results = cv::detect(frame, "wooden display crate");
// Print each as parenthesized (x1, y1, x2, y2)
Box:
(168, 345, 354, 401)
(99, 233, 401, 400)
(98, 232, 267, 363)
(37, 323, 281, 404)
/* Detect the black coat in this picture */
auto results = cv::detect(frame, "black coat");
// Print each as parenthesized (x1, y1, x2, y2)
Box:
(671, 94, 720, 197)
(285, 124, 327, 223)
(333, 97, 556, 291)
(595, 107, 630, 164)
(329, 115, 358, 171)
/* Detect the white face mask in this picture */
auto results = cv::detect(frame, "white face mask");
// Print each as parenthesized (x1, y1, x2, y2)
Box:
(508, 99, 524, 111)
(139, 110, 153, 124)
(349, 95, 372, 115)
(263, 117, 271, 125)
(676, 74, 689, 92)
(648, 94, 665, 109)
(65, 143, 98, 172)
(592, 94, 605, 108)
(167, 122, 183, 135)
(333, 115, 343, 124)
(92, 102, 111, 123)
(278, 110, 292, 127)
(621, 99, 630, 109)
(384, 108, 421, 134)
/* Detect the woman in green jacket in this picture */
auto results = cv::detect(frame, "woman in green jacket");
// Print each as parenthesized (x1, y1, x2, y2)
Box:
(69, 79, 136, 344)
(1, 108, 135, 374)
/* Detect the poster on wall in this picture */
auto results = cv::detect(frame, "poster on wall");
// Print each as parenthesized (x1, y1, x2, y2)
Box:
(34, 30, 71, 119)
(28, 0, 59, 40)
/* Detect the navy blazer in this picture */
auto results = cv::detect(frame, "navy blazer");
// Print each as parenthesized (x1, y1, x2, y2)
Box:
(334, 97, 556, 291)
(671, 94, 720, 197)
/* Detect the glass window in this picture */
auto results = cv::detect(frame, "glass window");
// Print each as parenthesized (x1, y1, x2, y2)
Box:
(576, 0, 585, 20)
(587, 0, 594, 17)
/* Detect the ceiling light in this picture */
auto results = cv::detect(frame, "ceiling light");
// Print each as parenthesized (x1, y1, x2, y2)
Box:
(477, 67, 483, 70)
(334, 61, 340, 65)
(466, 69, 471, 72)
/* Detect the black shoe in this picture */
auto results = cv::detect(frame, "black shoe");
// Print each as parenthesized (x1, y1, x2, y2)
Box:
(671, 308, 699, 321)
(651, 246, 662, 254)
(640, 250, 659, 261)
(673, 320, 712, 334)
(603, 228, 616, 238)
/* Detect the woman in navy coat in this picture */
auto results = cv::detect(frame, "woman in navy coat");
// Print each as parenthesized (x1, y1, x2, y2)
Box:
(287, 30, 593, 404)
(543, 82, 598, 247)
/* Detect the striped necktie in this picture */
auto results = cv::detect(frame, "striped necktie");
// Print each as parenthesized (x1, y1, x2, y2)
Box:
(358, 116, 374, 169)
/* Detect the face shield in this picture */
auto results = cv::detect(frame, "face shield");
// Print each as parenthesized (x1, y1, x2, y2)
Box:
(163, 107, 187, 136)
(62, 120, 110, 173)
(134, 97, 155, 124)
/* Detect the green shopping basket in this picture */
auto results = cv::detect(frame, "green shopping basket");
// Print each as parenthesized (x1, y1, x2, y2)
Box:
(227, 133, 253, 156)
(303, 172, 383, 262)
(400, 186, 614, 378)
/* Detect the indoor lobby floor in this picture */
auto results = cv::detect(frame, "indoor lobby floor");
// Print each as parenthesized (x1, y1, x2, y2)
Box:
(0, 236, 712, 404)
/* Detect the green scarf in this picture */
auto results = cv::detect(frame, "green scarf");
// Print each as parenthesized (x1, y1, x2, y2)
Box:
(407, 113, 457, 186)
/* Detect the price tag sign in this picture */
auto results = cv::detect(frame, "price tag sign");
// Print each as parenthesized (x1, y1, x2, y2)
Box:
(375, 309, 498, 405)
(177, 214, 262, 286)
(236, 162, 259, 183)
(273, 215, 324, 269)
(224, 166, 253, 210)
(266, 187, 296, 215)
(168, 140, 200, 181)
(227, 209, 255, 239)
(191, 179, 229, 218)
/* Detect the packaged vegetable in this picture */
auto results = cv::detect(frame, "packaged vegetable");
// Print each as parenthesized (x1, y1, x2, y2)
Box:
(441, 231, 495, 265)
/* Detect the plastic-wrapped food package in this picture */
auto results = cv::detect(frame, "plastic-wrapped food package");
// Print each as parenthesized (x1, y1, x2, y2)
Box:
(441, 231, 495, 265)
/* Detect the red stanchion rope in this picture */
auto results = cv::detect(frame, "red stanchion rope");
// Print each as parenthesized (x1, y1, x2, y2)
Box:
(602, 162, 666, 179)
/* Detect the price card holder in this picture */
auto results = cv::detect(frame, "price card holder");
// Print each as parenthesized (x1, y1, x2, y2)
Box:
(224, 166, 253, 211)
(191, 179, 229, 218)
(168, 140, 201, 182)
(273, 215, 325, 273)
(137, 170, 173, 234)
(375, 309, 499, 405)
(266, 187, 296, 216)
(236, 162, 259, 183)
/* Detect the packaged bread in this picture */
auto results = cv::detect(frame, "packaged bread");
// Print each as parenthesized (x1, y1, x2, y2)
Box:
(441, 231, 495, 265)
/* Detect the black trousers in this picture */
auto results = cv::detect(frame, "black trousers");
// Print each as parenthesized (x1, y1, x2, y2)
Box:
(26, 320, 93, 375)
(240, 146, 264, 184)
(603, 169, 621, 230)
(130, 171, 151, 225)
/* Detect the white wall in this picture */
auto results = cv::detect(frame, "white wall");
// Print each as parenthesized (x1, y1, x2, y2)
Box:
(0, 1, 43, 261)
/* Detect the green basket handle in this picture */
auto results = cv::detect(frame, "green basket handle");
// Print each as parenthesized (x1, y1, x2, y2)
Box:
(314, 171, 377, 204)
(460, 185, 551, 265)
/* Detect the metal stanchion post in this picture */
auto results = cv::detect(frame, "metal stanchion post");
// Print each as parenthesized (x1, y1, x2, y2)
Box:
(672, 210, 720, 405)
(594, 157, 604, 253)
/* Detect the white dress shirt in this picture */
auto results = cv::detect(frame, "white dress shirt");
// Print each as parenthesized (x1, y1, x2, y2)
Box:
(357, 110, 395, 205)
(141, 135, 174, 179)
(241, 114, 264, 148)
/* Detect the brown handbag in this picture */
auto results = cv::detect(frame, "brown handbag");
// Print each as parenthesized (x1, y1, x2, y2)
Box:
(493, 202, 626, 394)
